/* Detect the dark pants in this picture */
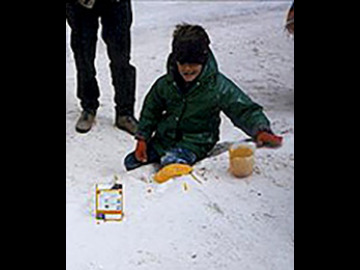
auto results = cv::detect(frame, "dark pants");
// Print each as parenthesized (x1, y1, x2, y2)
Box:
(66, 0, 136, 116)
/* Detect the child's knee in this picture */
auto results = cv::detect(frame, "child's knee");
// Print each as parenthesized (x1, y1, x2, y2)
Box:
(160, 148, 197, 167)
(124, 152, 141, 171)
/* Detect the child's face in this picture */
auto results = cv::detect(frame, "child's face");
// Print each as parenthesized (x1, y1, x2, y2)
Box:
(176, 62, 203, 82)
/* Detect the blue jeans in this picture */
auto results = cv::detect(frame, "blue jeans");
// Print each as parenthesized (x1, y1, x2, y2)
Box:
(124, 144, 197, 171)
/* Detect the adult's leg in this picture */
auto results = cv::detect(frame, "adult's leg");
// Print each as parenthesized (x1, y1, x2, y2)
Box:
(100, 0, 136, 116)
(66, 3, 100, 113)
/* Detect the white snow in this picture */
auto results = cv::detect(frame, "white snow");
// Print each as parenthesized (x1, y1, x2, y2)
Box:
(66, 1, 294, 270)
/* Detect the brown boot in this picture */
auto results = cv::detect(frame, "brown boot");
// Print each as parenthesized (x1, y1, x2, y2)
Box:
(115, 115, 138, 135)
(75, 110, 96, 134)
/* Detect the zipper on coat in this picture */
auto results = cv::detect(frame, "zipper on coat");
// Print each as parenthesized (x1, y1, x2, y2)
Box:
(172, 81, 188, 142)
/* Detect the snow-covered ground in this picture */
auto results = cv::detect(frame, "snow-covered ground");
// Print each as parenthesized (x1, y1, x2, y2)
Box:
(66, 1, 294, 270)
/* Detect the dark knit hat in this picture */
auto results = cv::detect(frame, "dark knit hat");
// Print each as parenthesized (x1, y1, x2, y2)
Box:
(172, 24, 210, 64)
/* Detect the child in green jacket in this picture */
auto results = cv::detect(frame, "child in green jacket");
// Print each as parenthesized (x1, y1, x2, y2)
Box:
(124, 24, 282, 171)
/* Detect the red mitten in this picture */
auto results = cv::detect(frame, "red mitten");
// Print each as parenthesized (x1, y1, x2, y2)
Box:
(135, 139, 148, 162)
(256, 131, 283, 148)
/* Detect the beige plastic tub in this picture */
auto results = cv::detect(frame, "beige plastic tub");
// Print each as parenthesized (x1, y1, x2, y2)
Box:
(229, 142, 256, 178)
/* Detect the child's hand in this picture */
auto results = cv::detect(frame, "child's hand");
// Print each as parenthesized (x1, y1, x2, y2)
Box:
(135, 139, 148, 162)
(256, 131, 283, 148)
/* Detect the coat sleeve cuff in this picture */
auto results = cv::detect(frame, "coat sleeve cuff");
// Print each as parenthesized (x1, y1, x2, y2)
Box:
(135, 131, 149, 142)
(252, 125, 273, 139)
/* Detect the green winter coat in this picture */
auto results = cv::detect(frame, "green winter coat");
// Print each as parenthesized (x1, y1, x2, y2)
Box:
(137, 51, 271, 159)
